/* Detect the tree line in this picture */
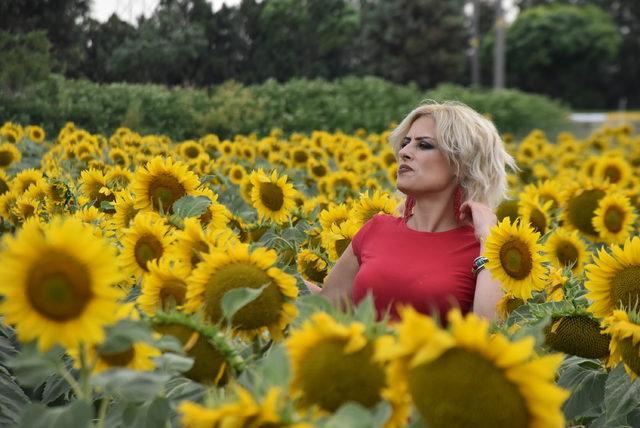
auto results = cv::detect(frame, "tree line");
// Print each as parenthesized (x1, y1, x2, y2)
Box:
(0, 0, 638, 109)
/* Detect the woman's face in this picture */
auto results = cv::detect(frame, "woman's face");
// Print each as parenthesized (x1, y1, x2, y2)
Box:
(396, 115, 456, 196)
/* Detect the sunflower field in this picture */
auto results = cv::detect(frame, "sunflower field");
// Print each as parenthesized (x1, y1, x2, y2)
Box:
(1, 119, 640, 427)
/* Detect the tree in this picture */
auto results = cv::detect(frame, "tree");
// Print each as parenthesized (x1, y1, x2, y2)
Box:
(482, 4, 620, 108)
(0, 31, 51, 95)
(81, 15, 136, 82)
(0, 0, 91, 77)
(355, 0, 469, 89)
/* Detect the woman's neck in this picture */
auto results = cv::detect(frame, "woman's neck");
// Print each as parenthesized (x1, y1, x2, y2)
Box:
(406, 188, 459, 233)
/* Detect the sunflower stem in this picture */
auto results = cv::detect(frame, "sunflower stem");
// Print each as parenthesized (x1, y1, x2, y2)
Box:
(56, 364, 84, 400)
(95, 394, 110, 428)
(79, 342, 92, 400)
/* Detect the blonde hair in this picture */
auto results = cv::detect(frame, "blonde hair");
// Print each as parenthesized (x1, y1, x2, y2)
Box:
(389, 100, 516, 209)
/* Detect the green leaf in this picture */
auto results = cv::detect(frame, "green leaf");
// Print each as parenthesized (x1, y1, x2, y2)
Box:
(19, 400, 91, 428)
(557, 356, 606, 420)
(153, 352, 194, 374)
(171, 195, 211, 219)
(259, 344, 290, 388)
(164, 377, 206, 405)
(98, 320, 154, 354)
(120, 396, 171, 428)
(41, 373, 71, 405)
(353, 292, 376, 325)
(604, 363, 640, 426)
(221, 285, 268, 324)
(323, 403, 374, 428)
(0, 366, 30, 426)
(5, 343, 63, 388)
(91, 369, 170, 404)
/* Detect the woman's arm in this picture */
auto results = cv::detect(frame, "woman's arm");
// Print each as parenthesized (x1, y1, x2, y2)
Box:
(472, 252, 504, 320)
(303, 243, 360, 308)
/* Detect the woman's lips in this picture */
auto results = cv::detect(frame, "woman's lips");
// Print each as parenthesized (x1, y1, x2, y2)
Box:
(398, 165, 413, 174)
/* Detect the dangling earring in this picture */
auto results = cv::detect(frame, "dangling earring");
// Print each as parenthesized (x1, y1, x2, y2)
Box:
(403, 196, 415, 221)
(453, 185, 462, 220)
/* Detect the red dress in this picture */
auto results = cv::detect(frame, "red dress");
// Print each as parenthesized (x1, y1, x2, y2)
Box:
(351, 214, 481, 322)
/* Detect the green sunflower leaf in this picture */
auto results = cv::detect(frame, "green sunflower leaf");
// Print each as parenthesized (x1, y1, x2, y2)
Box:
(323, 402, 374, 428)
(603, 363, 640, 426)
(557, 356, 606, 421)
(171, 195, 211, 220)
(221, 284, 268, 325)
(19, 400, 91, 428)
(91, 369, 170, 404)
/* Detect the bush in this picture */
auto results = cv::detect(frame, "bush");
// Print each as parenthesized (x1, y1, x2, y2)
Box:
(0, 75, 569, 139)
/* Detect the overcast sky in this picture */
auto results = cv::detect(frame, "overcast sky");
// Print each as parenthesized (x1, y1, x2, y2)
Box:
(90, 0, 242, 23)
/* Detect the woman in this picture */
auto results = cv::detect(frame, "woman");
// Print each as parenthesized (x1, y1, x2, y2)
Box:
(305, 101, 516, 321)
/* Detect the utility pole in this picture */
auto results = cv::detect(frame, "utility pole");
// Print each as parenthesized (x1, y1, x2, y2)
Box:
(493, 0, 505, 89)
(471, 0, 481, 87)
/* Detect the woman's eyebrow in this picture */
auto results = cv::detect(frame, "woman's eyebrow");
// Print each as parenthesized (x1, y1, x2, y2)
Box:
(403, 135, 436, 141)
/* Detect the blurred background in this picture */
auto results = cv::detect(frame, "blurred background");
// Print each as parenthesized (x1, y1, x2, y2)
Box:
(0, 0, 637, 139)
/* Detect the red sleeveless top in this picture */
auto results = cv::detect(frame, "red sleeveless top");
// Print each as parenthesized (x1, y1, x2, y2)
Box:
(351, 214, 480, 322)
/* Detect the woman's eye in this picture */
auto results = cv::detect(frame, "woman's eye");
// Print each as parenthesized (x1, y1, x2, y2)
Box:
(419, 142, 434, 150)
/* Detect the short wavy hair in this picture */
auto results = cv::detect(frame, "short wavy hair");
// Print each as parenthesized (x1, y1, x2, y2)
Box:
(389, 100, 517, 209)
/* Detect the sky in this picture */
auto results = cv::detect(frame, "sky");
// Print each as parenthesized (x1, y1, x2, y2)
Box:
(90, 0, 242, 23)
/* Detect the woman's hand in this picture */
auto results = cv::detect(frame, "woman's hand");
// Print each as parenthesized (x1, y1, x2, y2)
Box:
(458, 200, 497, 247)
(303, 278, 323, 294)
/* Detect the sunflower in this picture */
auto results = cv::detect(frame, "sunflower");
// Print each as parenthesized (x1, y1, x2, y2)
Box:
(320, 219, 360, 262)
(108, 147, 130, 168)
(496, 294, 525, 320)
(351, 191, 398, 228)
(105, 165, 134, 191)
(138, 258, 190, 315)
(112, 191, 139, 230)
(290, 146, 310, 167)
(592, 193, 637, 244)
(132, 156, 200, 213)
(518, 194, 553, 235)
(0, 143, 21, 168)
(184, 244, 298, 340)
(602, 309, 640, 378)
(376, 307, 569, 428)
(120, 212, 174, 277)
(26, 125, 45, 143)
(287, 312, 409, 425)
(0, 169, 10, 195)
(523, 179, 563, 210)
(594, 156, 633, 188)
(193, 187, 229, 230)
(178, 140, 204, 160)
(544, 227, 589, 275)
(0, 191, 19, 224)
(318, 203, 350, 231)
(585, 237, 640, 318)
(0, 217, 122, 351)
(307, 159, 330, 180)
(69, 341, 160, 373)
(249, 169, 297, 225)
(79, 168, 115, 209)
(543, 314, 610, 359)
(561, 179, 609, 240)
(326, 170, 360, 200)
(483, 218, 548, 300)
(12, 196, 41, 223)
(151, 311, 244, 384)
(296, 249, 328, 284)
(227, 164, 247, 185)
(495, 199, 520, 223)
(179, 386, 312, 428)
(12, 168, 45, 194)
(170, 217, 213, 270)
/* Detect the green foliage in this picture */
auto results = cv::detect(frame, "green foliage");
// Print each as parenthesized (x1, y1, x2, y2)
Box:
(424, 83, 569, 136)
(481, 4, 621, 108)
(0, 31, 51, 95)
(0, 75, 569, 139)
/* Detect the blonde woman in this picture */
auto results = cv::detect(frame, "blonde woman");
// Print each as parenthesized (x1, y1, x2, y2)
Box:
(305, 101, 516, 322)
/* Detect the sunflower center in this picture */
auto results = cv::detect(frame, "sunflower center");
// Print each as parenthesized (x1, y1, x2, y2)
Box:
(159, 280, 187, 308)
(185, 146, 200, 158)
(26, 252, 93, 321)
(604, 166, 621, 183)
(408, 348, 529, 428)
(149, 174, 186, 211)
(499, 238, 533, 280)
(113, 153, 126, 165)
(302, 259, 327, 283)
(496, 200, 519, 223)
(618, 337, 640, 377)
(544, 315, 610, 359)
(190, 240, 209, 266)
(311, 164, 327, 177)
(203, 263, 283, 330)
(153, 323, 228, 385)
(541, 194, 558, 210)
(296, 340, 385, 412)
(0, 151, 13, 167)
(134, 235, 164, 271)
(610, 266, 640, 309)
(0, 179, 8, 195)
(232, 169, 243, 180)
(528, 208, 547, 234)
(567, 189, 605, 236)
(603, 206, 624, 233)
(555, 241, 579, 268)
(335, 238, 350, 259)
(100, 346, 135, 367)
(258, 182, 284, 211)
(293, 150, 308, 163)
